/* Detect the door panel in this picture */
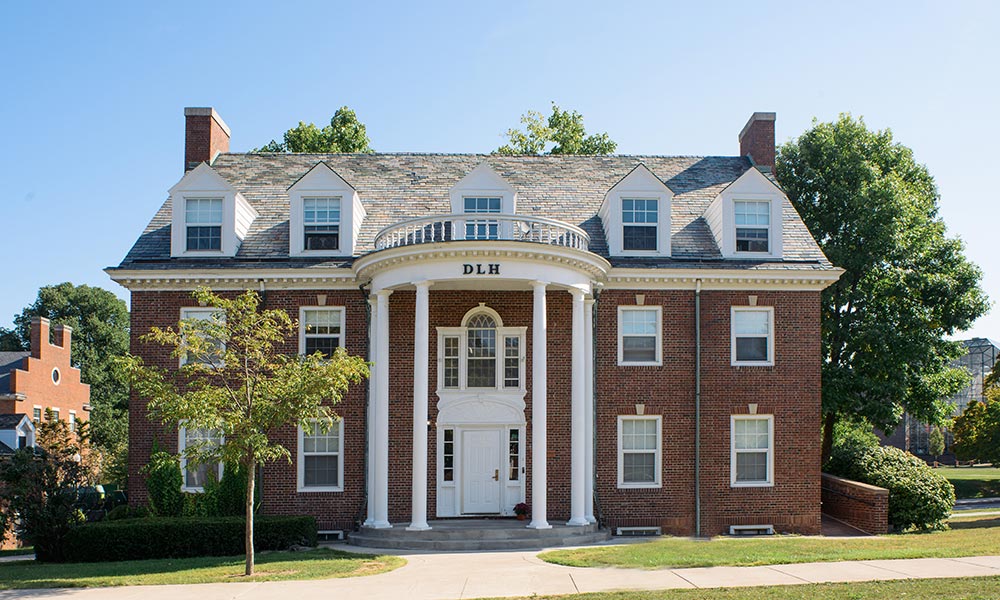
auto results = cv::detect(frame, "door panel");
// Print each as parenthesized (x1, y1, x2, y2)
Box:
(462, 429, 501, 514)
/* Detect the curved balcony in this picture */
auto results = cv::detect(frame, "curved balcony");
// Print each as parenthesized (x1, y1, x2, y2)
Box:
(374, 213, 591, 252)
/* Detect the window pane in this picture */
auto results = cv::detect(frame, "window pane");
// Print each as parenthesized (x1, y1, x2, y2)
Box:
(623, 453, 655, 483)
(622, 310, 657, 335)
(736, 451, 768, 482)
(186, 226, 222, 251)
(622, 198, 657, 223)
(736, 337, 768, 362)
(622, 336, 656, 362)
(186, 198, 223, 224)
(734, 310, 769, 335)
(467, 358, 496, 387)
(504, 336, 520, 388)
(623, 225, 657, 251)
(735, 419, 770, 450)
(304, 198, 341, 224)
(304, 455, 339, 486)
(734, 201, 770, 225)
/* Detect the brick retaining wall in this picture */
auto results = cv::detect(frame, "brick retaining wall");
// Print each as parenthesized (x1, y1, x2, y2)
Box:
(821, 473, 888, 535)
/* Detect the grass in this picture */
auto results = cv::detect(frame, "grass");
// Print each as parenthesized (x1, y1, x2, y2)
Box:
(540, 514, 1000, 570)
(0, 547, 405, 589)
(0, 547, 33, 557)
(938, 465, 1000, 499)
(479, 577, 1000, 600)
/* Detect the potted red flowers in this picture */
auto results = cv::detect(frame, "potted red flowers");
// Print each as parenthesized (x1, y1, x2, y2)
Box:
(514, 502, 529, 520)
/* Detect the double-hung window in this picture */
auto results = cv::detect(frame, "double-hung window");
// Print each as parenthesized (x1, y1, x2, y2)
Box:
(618, 306, 662, 366)
(185, 198, 223, 251)
(734, 200, 770, 253)
(463, 196, 501, 240)
(731, 307, 774, 366)
(68, 411, 76, 433)
(49, 408, 60, 422)
(298, 420, 343, 492)
(180, 308, 226, 367)
(731, 415, 773, 486)
(618, 416, 662, 488)
(303, 197, 341, 251)
(300, 307, 344, 357)
(179, 426, 223, 491)
(622, 198, 658, 251)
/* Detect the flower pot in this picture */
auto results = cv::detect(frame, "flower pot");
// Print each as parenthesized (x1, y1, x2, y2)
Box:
(516, 514, 526, 521)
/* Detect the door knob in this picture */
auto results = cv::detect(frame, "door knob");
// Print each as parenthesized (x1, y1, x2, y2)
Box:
(493, 469, 499, 481)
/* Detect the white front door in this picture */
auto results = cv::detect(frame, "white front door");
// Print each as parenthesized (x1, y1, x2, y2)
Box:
(462, 429, 502, 514)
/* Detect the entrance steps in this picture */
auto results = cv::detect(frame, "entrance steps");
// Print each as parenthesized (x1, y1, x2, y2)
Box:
(348, 518, 610, 551)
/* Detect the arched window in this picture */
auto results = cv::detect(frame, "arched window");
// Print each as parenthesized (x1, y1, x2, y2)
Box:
(438, 307, 525, 392)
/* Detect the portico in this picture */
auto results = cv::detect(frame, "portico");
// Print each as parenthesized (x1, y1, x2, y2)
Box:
(354, 215, 609, 531)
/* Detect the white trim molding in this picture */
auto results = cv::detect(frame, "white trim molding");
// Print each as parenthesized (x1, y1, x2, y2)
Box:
(298, 306, 346, 356)
(730, 414, 774, 488)
(731, 306, 775, 367)
(168, 163, 258, 258)
(617, 305, 663, 366)
(297, 419, 345, 493)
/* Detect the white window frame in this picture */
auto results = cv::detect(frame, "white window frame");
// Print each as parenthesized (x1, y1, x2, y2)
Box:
(32, 405, 41, 424)
(49, 407, 60, 422)
(436, 307, 526, 392)
(68, 410, 76, 433)
(620, 197, 660, 252)
(617, 306, 663, 366)
(298, 306, 346, 356)
(731, 306, 775, 367)
(297, 419, 344, 492)
(178, 425, 224, 493)
(179, 307, 226, 367)
(733, 199, 772, 255)
(617, 415, 662, 489)
(300, 196, 343, 253)
(183, 197, 224, 253)
(730, 415, 774, 487)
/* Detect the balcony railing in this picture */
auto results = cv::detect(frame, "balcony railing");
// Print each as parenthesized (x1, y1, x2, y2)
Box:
(374, 213, 591, 252)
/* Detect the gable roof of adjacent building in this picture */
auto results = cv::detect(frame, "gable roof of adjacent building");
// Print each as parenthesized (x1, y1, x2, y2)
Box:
(116, 153, 834, 272)
(0, 351, 28, 395)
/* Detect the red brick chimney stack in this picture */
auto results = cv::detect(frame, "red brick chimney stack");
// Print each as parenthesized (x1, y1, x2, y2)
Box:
(29, 317, 50, 359)
(739, 112, 776, 170)
(184, 107, 231, 172)
(52, 324, 72, 350)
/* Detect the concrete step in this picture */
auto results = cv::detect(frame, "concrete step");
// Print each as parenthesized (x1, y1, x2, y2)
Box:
(347, 519, 610, 551)
(348, 530, 610, 551)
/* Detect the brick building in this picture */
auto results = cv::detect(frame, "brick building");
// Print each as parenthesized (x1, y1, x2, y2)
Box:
(0, 317, 90, 449)
(108, 107, 841, 537)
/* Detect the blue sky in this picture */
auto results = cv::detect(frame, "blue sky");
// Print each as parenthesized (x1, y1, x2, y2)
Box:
(1, 0, 998, 338)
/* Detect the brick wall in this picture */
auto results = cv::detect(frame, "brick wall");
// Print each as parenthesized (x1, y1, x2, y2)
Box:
(821, 473, 889, 535)
(128, 285, 822, 536)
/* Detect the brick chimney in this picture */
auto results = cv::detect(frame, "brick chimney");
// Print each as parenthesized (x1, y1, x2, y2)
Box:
(184, 107, 231, 172)
(29, 317, 50, 359)
(739, 112, 776, 170)
(52, 323, 72, 350)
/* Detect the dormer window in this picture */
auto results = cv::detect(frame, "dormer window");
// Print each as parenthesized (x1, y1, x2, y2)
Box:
(185, 198, 223, 251)
(622, 198, 658, 251)
(735, 200, 770, 253)
(598, 164, 673, 258)
(303, 197, 341, 251)
(288, 162, 365, 257)
(463, 196, 502, 240)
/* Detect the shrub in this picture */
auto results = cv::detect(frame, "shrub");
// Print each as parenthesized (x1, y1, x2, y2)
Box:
(58, 515, 317, 563)
(826, 441, 955, 531)
(104, 505, 152, 521)
(144, 446, 183, 517)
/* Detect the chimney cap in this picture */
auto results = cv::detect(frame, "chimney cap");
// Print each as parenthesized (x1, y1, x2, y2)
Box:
(184, 107, 231, 137)
(738, 112, 776, 142)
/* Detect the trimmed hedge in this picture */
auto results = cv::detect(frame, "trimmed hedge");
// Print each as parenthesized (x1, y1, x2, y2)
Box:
(56, 516, 317, 563)
(826, 437, 955, 531)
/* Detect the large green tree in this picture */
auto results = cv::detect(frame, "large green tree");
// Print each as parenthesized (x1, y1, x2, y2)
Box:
(776, 115, 989, 461)
(497, 102, 617, 155)
(13, 283, 130, 459)
(0, 326, 22, 351)
(255, 106, 373, 153)
(122, 288, 368, 576)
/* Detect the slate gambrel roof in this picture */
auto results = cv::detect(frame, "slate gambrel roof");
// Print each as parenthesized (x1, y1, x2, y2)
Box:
(0, 352, 28, 395)
(116, 153, 833, 271)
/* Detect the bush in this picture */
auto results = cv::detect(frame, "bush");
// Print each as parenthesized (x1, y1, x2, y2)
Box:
(58, 515, 317, 563)
(826, 441, 955, 531)
(144, 447, 183, 517)
(104, 505, 152, 521)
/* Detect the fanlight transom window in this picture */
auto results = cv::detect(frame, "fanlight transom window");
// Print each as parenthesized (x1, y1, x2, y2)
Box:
(439, 308, 525, 392)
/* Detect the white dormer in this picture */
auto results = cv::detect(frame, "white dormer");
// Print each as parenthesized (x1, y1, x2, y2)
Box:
(288, 162, 366, 257)
(169, 163, 258, 258)
(598, 164, 673, 257)
(705, 167, 784, 260)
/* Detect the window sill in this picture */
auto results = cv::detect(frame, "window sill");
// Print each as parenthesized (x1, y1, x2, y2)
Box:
(618, 361, 663, 367)
(297, 486, 344, 493)
(731, 361, 774, 368)
(617, 482, 662, 490)
(731, 481, 774, 488)
(181, 486, 206, 493)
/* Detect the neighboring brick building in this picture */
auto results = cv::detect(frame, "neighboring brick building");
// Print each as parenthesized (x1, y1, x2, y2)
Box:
(0, 317, 90, 435)
(108, 107, 841, 537)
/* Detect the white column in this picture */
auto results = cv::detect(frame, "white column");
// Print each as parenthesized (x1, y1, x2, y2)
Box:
(407, 281, 432, 531)
(567, 288, 588, 526)
(364, 296, 377, 527)
(528, 281, 551, 529)
(373, 289, 393, 529)
(584, 296, 596, 524)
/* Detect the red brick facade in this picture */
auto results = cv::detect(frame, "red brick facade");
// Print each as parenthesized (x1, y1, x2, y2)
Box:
(184, 108, 230, 172)
(128, 286, 822, 536)
(1, 318, 90, 425)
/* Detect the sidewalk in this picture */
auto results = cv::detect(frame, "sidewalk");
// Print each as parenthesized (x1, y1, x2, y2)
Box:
(1, 546, 999, 600)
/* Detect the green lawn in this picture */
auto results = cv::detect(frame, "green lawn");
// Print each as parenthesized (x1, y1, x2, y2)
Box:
(938, 465, 1000, 499)
(540, 514, 1000, 569)
(0, 547, 405, 589)
(480, 577, 1000, 600)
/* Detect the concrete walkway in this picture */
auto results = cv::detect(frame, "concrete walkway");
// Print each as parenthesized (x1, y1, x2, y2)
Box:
(2, 544, 1000, 600)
